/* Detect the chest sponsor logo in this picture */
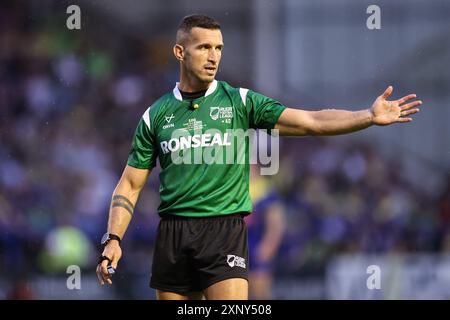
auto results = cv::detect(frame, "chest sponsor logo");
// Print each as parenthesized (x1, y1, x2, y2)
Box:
(160, 132, 231, 154)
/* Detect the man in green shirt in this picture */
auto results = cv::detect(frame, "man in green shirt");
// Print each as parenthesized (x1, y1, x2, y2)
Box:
(96, 14, 422, 300)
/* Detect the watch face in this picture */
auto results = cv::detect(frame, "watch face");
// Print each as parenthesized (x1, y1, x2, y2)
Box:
(101, 233, 109, 245)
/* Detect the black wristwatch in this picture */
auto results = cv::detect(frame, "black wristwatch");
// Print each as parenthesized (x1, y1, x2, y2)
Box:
(101, 233, 121, 247)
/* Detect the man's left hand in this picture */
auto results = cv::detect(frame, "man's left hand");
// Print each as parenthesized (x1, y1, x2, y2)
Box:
(370, 86, 422, 126)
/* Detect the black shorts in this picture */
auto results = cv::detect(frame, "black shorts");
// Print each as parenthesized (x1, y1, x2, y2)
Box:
(150, 213, 249, 293)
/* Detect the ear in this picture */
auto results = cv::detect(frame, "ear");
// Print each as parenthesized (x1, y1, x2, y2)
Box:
(173, 44, 184, 61)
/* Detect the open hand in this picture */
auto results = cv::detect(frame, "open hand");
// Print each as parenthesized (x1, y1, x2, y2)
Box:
(370, 86, 422, 126)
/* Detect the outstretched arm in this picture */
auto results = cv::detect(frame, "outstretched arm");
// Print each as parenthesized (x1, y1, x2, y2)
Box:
(96, 165, 151, 285)
(274, 86, 422, 136)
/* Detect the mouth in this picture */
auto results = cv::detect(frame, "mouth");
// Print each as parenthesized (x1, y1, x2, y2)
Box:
(204, 66, 216, 73)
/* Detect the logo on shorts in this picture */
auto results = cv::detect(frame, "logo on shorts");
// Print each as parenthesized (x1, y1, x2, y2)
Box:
(227, 255, 246, 268)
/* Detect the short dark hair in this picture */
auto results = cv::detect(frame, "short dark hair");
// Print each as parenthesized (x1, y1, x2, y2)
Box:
(177, 14, 221, 33)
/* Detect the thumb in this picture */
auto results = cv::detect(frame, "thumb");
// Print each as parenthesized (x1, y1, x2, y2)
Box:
(381, 85, 393, 99)
(111, 258, 118, 270)
(111, 251, 121, 269)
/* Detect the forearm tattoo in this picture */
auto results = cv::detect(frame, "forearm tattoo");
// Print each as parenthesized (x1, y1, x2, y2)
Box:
(112, 195, 135, 216)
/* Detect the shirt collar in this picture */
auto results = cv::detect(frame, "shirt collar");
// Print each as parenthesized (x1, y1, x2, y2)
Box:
(173, 80, 218, 101)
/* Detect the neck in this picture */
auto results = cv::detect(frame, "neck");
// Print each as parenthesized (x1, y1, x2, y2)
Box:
(178, 69, 213, 92)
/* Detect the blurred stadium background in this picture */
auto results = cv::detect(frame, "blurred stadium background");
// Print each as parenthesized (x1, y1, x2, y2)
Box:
(0, 0, 449, 299)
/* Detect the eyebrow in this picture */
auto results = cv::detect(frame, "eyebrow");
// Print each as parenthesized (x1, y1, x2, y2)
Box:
(196, 43, 224, 48)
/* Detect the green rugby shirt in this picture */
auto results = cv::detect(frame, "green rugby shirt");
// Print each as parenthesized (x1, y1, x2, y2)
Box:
(127, 80, 286, 217)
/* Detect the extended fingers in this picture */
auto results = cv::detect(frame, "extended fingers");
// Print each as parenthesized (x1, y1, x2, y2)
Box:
(401, 108, 420, 117)
(397, 94, 417, 105)
(401, 100, 422, 110)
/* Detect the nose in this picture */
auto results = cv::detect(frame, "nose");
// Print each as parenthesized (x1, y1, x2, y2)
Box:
(207, 49, 218, 64)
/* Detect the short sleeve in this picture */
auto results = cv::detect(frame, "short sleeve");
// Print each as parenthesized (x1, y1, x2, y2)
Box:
(246, 90, 286, 129)
(127, 111, 158, 169)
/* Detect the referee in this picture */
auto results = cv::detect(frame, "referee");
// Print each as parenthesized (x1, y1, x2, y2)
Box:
(96, 14, 422, 300)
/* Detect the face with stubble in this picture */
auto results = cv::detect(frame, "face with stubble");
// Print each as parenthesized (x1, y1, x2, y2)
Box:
(174, 27, 224, 86)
